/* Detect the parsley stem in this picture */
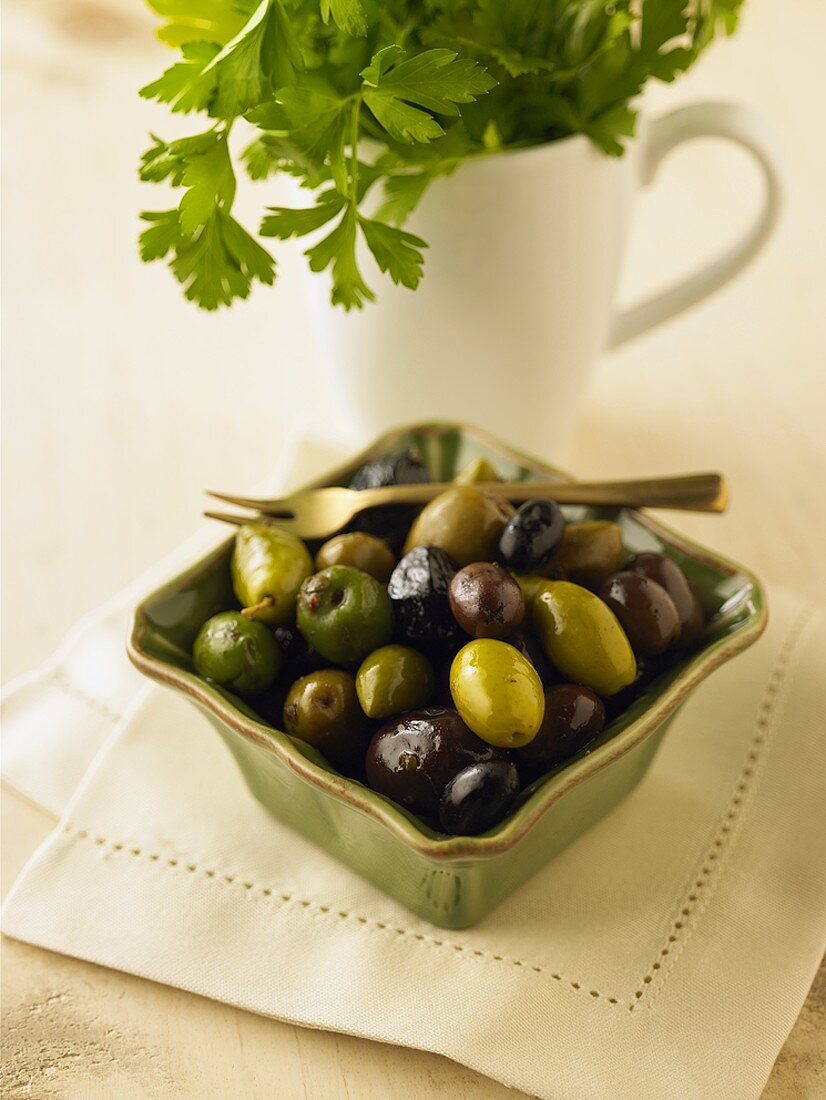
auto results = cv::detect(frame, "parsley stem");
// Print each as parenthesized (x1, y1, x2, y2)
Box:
(349, 94, 362, 209)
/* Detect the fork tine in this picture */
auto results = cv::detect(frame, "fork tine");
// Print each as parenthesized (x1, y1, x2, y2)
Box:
(203, 510, 262, 527)
(207, 489, 293, 513)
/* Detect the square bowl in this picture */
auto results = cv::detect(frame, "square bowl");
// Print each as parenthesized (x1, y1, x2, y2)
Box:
(128, 422, 767, 929)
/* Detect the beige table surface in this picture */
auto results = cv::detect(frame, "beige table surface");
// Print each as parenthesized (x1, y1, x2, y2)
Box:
(3, 0, 825, 1096)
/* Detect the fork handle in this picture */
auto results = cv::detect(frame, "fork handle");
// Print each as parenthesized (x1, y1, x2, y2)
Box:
(371, 473, 728, 513)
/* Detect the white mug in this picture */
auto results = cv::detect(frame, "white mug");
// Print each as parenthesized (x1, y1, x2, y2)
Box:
(304, 102, 782, 458)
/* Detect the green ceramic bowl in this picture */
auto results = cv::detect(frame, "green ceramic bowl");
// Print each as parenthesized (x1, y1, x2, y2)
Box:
(128, 423, 766, 929)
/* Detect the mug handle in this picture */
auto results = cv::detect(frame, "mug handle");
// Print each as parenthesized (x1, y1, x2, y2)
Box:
(609, 101, 783, 348)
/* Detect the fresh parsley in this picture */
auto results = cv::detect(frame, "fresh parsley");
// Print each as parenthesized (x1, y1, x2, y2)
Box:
(138, 0, 744, 310)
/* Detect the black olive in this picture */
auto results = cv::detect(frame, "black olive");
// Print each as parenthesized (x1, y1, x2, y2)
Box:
(272, 624, 325, 681)
(387, 545, 463, 653)
(438, 760, 520, 835)
(348, 448, 432, 552)
(498, 498, 565, 573)
(348, 447, 431, 491)
(366, 707, 502, 818)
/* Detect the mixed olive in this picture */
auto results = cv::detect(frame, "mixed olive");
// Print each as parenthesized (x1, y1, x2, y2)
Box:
(191, 450, 706, 837)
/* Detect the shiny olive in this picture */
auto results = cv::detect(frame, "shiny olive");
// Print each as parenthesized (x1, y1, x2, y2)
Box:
(283, 669, 369, 760)
(450, 639, 545, 748)
(506, 630, 557, 685)
(544, 521, 623, 588)
(193, 611, 281, 696)
(403, 486, 515, 566)
(511, 573, 551, 627)
(296, 565, 393, 666)
(599, 571, 681, 657)
(231, 522, 313, 626)
(315, 532, 396, 583)
(448, 562, 525, 639)
(356, 645, 434, 719)
(387, 545, 462, 653)
(438, 760, 520, 835)
(516, 684, 605, 776)
(534, 580, 636, 696)
(498, 498, 565, 573)
(626, 552, 704, 644)
(453, 458, 501, 485)
(348, 447, 431, 551)
(365, 707, 501, 818)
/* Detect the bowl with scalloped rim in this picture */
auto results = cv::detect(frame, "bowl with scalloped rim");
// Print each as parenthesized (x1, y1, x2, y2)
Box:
(128, 422, 767, 928)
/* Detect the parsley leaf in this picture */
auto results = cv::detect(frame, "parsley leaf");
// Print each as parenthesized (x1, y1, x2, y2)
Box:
(271, 85, 353, 187)
(178, 135, 236, 234)
(260, 194, 345, 239)
(359, 216, 426, 290)
(320, 0, 367, 38)
(361, 47, 496, 144)
(139, 129, 274, 307)
(171, 210, 276, 309)
(205, 0, 303, 118)
(139, 42, 219, 114)
(374, 172, 432, 227)
(305, 206, 374, 310)
(144, 0, 256, 48)
(138, 209, 182, 262)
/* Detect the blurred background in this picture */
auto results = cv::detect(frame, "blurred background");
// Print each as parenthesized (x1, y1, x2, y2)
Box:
(3, 0, 825, 683)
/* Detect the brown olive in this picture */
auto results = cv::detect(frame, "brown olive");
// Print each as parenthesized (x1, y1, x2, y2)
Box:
(599, 571, 681, 657)
(626, 552, 704, 644)
(516, 684, 605, 776)
(544, 521, 623, 588)
(315, 532, 396, 583)
(365, 707, 503, 818)
(448, 562, 525, 639)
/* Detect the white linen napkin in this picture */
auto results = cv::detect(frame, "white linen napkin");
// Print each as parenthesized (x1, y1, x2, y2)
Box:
(3, 452, 825, 1099)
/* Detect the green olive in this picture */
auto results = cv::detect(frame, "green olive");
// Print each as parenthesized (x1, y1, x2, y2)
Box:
(403, 485, 514, 566)
(283, 669, 369, 759)
(543, 521, 623, 588)
(193, 611, 281, 696)
(453, 458, 501, 485)
(315, 532, 396, 583)
(231, 522, 313, 626)
(296, 565, 394, 666)
(356, 644, 434, 719)
(534, 580, 636, 696)
(511, 573, 553, 627)
(449, 639, 544, 748)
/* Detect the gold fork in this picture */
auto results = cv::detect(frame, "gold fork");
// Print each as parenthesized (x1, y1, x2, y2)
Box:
(204, 472, 728, 540)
